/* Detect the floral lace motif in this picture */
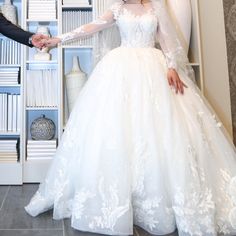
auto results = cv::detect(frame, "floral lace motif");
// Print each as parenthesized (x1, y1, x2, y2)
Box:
(110, 2, 123, 20)
(173, 187, 216, 236)
(88, 177, 130, 231)
(72, 189, 95, 220)
(133, 197, 162, 230)
(216, 170, 236, 234)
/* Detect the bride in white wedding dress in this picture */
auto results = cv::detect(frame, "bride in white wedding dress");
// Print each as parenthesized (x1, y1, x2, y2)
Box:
(25, 0, 236, 235)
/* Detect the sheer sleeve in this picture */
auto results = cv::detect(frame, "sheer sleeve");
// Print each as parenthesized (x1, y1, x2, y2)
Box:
(155, 1, 195, 82)
(92, 2, 122, 66)
(57, 10, 115, 43)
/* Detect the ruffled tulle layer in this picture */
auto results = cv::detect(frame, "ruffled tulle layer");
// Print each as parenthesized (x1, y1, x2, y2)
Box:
(25, 47, 236, 236)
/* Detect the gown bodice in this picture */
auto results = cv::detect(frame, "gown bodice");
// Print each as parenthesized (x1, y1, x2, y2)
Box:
(115, 8, 158, 48)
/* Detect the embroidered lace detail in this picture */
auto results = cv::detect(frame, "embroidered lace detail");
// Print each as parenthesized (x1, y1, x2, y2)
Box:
(173, 187, 216, 236)
(110, 2, 123, 20)
(117, 7, 157, 48)
(72, 189, 95, 220)
(216, 170, 236, 234)
(89, 177, 130, 231)
(133, 197, 162, 230)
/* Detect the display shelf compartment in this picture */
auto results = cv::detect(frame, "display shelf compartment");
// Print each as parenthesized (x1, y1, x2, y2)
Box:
(0, 0, 23, 27)
(26, 110, 58, 140)
(0, 162, 22, 184)
(23, 158, 52, 183)
(61, 8, 93, 47)
(27, 48, 58, 63)
(63, 48, 93, 75)
(27, 0, 57, 22)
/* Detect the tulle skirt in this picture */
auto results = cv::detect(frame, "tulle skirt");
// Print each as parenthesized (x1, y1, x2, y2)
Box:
(25, 47, 236, 236)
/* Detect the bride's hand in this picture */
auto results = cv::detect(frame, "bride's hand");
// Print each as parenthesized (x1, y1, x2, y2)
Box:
(167, 68, 188, 95)
(42, 37, 61, 48)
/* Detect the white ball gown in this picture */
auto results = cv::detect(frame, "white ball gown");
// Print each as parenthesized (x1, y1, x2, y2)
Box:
(25, 2, 236, 236)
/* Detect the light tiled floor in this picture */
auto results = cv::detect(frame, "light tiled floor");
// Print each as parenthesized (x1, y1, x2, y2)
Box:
(0, 184, 179, 236)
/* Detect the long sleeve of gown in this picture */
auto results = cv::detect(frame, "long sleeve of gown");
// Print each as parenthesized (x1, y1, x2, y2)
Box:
(57, 10, 115, 43)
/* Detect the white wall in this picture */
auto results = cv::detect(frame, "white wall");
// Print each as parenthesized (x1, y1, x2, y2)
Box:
(198, 0, 233, 137)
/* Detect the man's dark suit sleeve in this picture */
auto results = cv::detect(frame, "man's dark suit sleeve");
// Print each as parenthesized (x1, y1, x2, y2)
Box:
(0, 13, 34, 47)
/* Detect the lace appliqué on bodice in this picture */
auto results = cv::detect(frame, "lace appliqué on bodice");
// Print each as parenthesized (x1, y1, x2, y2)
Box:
(110, 2, 158, 48)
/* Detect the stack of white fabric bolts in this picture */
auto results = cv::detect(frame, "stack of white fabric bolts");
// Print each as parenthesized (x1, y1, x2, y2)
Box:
(28, 0, 57, 20)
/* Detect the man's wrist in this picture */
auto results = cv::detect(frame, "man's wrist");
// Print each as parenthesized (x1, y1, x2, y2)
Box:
(28, 35, 34, 46)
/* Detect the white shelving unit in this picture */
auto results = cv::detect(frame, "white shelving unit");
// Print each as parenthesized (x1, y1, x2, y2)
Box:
(0, 0, 203, 184)
(0, 0, 23, 184)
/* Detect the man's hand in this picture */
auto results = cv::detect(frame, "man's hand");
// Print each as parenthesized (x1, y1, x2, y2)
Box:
(167, 68, 188, 95)
(31, 34, 49, 49)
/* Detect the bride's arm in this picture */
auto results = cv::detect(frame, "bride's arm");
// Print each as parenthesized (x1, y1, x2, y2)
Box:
(44, 10, 115, 47)
(156, 5, 188, 95)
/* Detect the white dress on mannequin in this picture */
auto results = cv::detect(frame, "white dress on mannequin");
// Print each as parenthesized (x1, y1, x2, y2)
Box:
(25, 2, 236, 236)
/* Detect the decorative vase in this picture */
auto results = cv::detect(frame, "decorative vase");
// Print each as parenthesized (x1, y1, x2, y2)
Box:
(166, 0, 192, 53)
(65, 56, 87, 113)
(34, 26, 51, 61)
(30, 115, 56, 140)
(1, 0, 17, 25)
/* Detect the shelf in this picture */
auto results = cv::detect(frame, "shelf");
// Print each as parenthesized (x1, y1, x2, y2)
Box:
(26, 107, 58, 111)
(26, 60, 58, 64)
(0, 131, 20, 136)
(62, 4, 92, 9)
(23, 158, 53, 182)
(62, 45, 93, 49)
(0, 84, 20, 87)
(26, 19, 58, 23)
(0, 160, 18, 163)
(0, 64, 21, 68)
(26, 157, 53, 161)
(0, 162, 22, 184)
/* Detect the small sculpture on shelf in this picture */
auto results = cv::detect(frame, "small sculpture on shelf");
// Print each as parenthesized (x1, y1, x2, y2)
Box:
(30, 115, 56, 140)
(34, 26, 51, 61)
(65, 56, 87, 113)
(1, 0, 18, 25)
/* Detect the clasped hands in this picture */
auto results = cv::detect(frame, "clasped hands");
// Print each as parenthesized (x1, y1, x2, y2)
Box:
(31, 34, 61, 49)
